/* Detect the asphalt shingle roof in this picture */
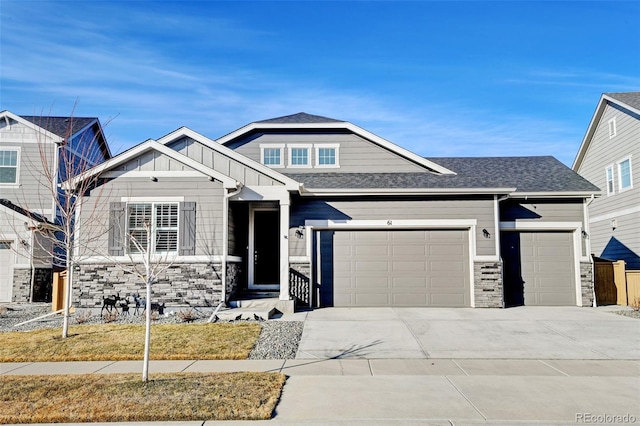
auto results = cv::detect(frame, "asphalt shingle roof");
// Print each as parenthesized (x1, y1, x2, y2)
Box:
(285, 156, 600, 193)
(256, 112, 344, 124)
(20, 116, 97, 138)
(605, 92, 640, 111)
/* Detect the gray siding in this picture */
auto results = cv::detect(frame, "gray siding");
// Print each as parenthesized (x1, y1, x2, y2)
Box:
(79, 176, 225, 258)
(231, 133, 427, 173)
(577, 103, 640, 265)
(0, 120, 57, 217)
(168, 137, 283, 186)
(589, 211, 640, 269)
(289, 197, 496, 256)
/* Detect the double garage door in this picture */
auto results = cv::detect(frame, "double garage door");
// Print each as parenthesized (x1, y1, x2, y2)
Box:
(320, 229, 470, 307)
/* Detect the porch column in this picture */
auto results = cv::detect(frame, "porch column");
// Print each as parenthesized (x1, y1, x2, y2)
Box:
(279, 200, 290, 301)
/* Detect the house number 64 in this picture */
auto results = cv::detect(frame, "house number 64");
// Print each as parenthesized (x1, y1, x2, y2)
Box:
(387, 220, 393, 225)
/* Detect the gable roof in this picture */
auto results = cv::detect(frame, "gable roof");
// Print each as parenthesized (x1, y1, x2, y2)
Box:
(157, 127, 301, 191)
(572, 92, 640, 170)
(217, 113, 456, 175)
(287, 156, 599, 196)
(20, 115, 98, 138)
(66, 139, 240, 191)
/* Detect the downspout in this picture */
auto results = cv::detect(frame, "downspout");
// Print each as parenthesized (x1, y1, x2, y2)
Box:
(495, 194, 511, 309)
(585, 194, 596, 307)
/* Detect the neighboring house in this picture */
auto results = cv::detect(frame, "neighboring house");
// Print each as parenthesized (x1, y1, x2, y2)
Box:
(70, 113, 599, 310)
(573, 92, 640, 270)
(0, 111, 111, 303)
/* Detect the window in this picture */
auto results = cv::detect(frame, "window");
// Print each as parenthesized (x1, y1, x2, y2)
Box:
(0, 149, 19, 184)
(288, 145, 311, 167)
(260, 144, 284, 168)
(618, 157, 633, 191)
(608, 118, 617, 138)
(315, 144, 340, 168)
(606, 166, 615, 195)
(127, 203, 178, 253)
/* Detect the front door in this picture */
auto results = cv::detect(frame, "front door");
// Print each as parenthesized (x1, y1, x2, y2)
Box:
(249, 209, 280, 289)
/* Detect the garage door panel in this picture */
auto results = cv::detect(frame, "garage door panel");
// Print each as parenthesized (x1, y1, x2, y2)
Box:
(330, 230, 469, 307)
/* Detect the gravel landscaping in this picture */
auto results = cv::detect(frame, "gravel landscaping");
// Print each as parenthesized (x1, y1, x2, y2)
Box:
(0, 303, 304, 359)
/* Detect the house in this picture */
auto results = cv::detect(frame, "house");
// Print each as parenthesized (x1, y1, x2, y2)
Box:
(0, 111, 111, 303)
(70, 113, 599, 311)
(573, 92, 640, 270)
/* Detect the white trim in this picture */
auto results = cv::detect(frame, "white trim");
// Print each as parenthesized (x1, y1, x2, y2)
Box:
(493, 195, 501, 258)
(66, 140, 240, 190)
(509, 192, 602, 198)
(305, 219, 477, 229)
(617, 155, 633, 192)
(289, 256, 311, 263)
(589, 205, 640, 223)
(120, 196, 185, 202)
(605, 164, 615, 196)
(248, 205, 280, 290)
(260, 144, 285, 168)
(78, 255, 225, 264)
(158, 127, 301, 190)
(0, 146, 21, 186)
(499, 221, 586, 306)
(102, 170, 209, 179)
(301, 187, 517, 196)
(499, 221, 583, 230)
(0, 111, 64, 144)
(216, 120, 457, 175)
(314, 143, 340, 168)
(287, 144, 312, 168)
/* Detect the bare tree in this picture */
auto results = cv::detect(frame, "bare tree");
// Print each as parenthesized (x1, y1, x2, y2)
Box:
(3, 106, 113, 338)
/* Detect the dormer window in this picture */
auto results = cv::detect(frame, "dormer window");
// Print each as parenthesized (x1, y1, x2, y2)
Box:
(315, 144, 340, 168)
(260, 144, 284, 168)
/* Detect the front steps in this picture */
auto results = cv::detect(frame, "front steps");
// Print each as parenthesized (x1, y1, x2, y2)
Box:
(223, 293, 296, 320)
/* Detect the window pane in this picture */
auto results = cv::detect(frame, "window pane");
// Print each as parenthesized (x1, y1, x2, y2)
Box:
(0, 168, 17, 183)
(291, 148, 308, 165)
(263, 148, 281, 165)
(606, 167, 614, 194)
(155, 230, 178, 252)
(318, 148, 336, 165)
(155, 204, 178, 227)
(619, 159, 631, 189)
(128, 230, 149, 253)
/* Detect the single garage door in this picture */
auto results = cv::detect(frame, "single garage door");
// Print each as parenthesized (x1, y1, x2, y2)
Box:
(0, 242, 14, 302)
(322, 229, 470, 307)
(501, 232, 576, 306)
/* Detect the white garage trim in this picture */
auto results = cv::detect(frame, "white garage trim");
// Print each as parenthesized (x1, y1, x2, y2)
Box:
(499, 221, 584, 307)
(306, 219, 478, 307)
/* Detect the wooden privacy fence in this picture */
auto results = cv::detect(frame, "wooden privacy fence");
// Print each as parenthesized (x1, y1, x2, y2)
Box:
(594, 258, 640, 306)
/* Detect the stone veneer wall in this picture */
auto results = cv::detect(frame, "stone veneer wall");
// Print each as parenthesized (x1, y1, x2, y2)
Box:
(225, 262, 242, 303)
(75, 262, 224, 308)
(12, 268, 31, 303)
(580, 261, 594, 307)
(473, 261, 504, 308)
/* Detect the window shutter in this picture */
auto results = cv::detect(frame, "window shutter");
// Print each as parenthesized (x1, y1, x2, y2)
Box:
(179, 201, 196, 256)
(108, 202, 126, 256)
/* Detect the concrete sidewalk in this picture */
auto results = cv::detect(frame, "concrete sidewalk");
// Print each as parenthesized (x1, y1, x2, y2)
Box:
(3, 358, 639, 424)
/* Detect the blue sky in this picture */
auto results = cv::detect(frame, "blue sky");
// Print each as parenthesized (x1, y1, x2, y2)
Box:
(1, 1, 639, 165)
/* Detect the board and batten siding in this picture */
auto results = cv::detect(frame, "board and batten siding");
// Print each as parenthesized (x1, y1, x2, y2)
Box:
(0, 120, 57, 216)
(230, 133, 427, 173)
(79, 176, 225, 258)
(289, 197, 496, 257)
(168, 137, 283, 186)
(576, 103, 640, 262)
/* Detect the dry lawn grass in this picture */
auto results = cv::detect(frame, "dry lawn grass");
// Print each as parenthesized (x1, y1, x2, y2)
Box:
(0, 323, 261, 362)
(0, 372, 286, 423)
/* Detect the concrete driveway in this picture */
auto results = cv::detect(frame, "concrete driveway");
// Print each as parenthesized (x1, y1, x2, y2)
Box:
(295, 306, 640, 360)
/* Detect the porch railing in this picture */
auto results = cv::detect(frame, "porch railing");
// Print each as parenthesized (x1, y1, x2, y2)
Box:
(289, 268, 311, 308)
